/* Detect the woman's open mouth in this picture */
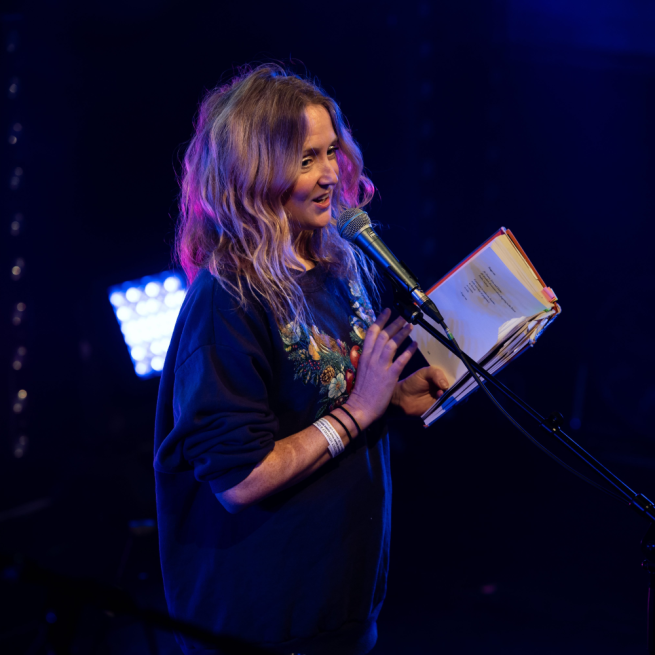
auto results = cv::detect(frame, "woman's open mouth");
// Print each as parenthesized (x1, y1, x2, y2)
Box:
(312, 193, 330, 208)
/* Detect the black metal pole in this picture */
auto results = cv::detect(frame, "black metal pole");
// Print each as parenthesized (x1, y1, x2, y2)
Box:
(647, 565, 655, 655)
(395, 291, 655, 520)
(392, 285, 655, 652)
(642, 526, 655, 654)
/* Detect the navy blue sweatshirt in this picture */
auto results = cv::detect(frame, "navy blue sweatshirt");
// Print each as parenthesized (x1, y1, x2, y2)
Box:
(154, 266, 391, 655)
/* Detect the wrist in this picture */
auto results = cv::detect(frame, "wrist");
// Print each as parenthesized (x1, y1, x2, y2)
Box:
(339, 402, 369, 434)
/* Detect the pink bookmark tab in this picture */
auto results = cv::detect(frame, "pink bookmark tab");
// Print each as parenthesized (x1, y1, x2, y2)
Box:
(542, 287, 557, 303)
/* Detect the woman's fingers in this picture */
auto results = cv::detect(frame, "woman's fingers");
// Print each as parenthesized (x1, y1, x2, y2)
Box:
(430, 366, 450, 390)
(361, 308, 391, 358)
(380, 314, 408, 336)
(348, 310, 420, 425)
(372, 316, 413, 361)
(390, 340, 419, 376)
(376, 308, 392, 328)
(389, 321, 413, 346)
(360, 308, 414, 372)
(381, 323, 413, 362)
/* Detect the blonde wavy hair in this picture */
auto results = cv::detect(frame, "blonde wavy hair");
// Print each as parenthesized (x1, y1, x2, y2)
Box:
(176, 64, 378, 328)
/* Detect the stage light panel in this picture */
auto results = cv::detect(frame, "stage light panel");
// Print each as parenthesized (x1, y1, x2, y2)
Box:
(108, 271, 187, 378)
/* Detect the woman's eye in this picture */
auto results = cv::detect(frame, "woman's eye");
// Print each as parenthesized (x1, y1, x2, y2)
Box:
(328, 146, 339, 157)
(301, 158, 312, 169)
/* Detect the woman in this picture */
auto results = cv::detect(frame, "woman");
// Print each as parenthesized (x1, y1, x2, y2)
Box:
(154, 64, 449, 655)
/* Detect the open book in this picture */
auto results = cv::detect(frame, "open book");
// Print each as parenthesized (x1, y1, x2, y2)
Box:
(411, 228, 561, 426)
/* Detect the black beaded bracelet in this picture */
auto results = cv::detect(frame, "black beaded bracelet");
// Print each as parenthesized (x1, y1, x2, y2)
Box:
(336, 406, 361, 438)
(325, 413, 352, 443)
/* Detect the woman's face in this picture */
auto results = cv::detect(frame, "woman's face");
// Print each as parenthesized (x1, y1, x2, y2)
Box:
(284, 104, 339, 232)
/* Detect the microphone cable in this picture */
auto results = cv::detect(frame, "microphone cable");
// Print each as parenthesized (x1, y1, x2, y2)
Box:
(337, 207, 627, 504)
(426, 310, 626, 504)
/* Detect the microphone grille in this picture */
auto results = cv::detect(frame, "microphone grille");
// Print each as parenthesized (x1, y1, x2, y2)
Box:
(337, 208, 372, 242)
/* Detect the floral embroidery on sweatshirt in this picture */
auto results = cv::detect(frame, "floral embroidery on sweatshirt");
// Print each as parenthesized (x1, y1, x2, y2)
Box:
(280, 280, 376, 419)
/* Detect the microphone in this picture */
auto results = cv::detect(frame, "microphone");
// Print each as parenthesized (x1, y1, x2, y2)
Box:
(337, 208, 445, 325)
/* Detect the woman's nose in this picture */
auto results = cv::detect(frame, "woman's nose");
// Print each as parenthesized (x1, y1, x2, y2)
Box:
(318, 160, 338, 186)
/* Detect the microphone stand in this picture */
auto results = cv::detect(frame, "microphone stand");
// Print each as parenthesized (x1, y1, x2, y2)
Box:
(390, 280, 655, 652)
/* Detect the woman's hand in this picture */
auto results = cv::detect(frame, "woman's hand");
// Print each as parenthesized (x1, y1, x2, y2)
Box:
(342, 308, 418, 430)
(391, 366, 450, 417)
(217, 309, 424, 513)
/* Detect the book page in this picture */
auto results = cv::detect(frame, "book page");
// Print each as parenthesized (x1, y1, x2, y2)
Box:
(491, 235, 548, 307)
(411, 245, 552, 385)
(422, 308, 557, 425)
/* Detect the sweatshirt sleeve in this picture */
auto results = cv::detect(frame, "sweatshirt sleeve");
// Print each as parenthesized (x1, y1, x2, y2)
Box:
(154, 277, 278, 494)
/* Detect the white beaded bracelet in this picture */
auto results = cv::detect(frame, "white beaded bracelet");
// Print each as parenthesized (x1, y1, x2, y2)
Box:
(314, 417, 345, 458)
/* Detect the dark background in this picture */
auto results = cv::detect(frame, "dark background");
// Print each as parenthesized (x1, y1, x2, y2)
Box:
(2, 0, 655, 653)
